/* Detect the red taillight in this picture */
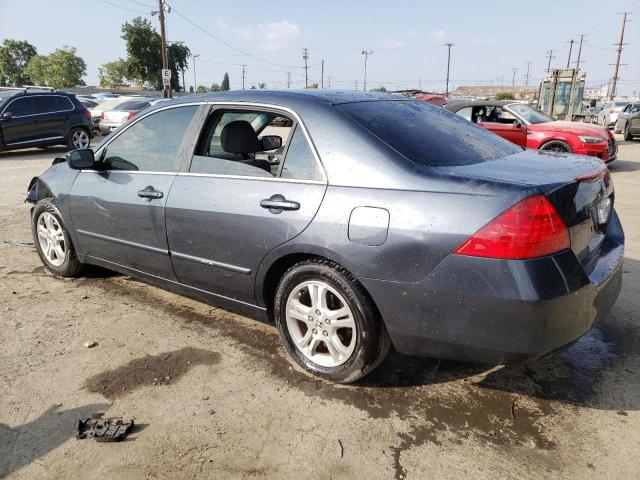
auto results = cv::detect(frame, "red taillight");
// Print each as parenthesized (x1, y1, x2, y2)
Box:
(126, 111, 138, 121)
(453, 195, 570, 260)
(84, 110, 91, 120)
(99, 112, 105, 120)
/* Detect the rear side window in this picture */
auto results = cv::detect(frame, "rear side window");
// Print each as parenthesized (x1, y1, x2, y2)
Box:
(338, 100, 522, 167)
(280, 126, 323, 181)
(102, 105, 198, 172)
(31, 96, 73, 114)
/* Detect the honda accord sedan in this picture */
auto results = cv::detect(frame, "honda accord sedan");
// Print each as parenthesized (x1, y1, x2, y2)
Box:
(26, 91, 624, 383)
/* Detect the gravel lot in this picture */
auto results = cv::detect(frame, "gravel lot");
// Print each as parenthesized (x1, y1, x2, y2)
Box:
(1, 137, 640, 479)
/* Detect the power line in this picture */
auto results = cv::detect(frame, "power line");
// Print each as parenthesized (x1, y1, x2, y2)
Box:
(126, 0, 154, 7)
(99, 0, 148, 15)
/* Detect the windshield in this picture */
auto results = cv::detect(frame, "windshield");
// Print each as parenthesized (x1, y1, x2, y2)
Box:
(337, 100, 522, 167)
(507, 103, 553, 124)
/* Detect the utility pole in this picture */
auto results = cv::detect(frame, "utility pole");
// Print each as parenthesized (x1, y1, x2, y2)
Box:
(156, 0, 171, 98)
(610, 12, 631, 100)
(302, 48, 309, 88)
(511, 67, 517, 86)
(524, 61, 533, 86)
(566, 39, 574, 68)
(355, 80, 358, 91)
(192, 53, 199, 91)
(361, 50, 373, 91)
(574, 34, 585, 71)
(545, 49, 555, 74)
(328, 76, 331, 89)
(241, 65, 246, 90)
(444, 42, 453, 98)
(286, 71, 291, 89)
(321, 59, 324, 89)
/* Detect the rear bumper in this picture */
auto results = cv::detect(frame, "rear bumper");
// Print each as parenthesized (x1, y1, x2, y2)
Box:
(361, 211, 624, 364)
(98, 121, 123, 135)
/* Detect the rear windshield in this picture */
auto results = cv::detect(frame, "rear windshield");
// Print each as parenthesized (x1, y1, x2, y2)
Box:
(115, 100, 151, 111)
(337, 100, 522, 167)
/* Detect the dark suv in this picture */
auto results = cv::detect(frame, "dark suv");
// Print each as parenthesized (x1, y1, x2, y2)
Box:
(0, 87, 93, 152)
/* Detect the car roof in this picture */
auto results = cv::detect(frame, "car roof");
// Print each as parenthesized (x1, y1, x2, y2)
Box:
(444, 100, 519, 111)
(167, 89, 410, 108)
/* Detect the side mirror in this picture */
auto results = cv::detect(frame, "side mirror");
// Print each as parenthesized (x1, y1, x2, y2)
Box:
(260, 135, 282, 151)
(514, 120, 523, 128)
(1, 112, 14, 120)
(66, 148, 96, 170)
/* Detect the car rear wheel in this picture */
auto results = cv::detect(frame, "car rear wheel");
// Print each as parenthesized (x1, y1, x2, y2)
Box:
(32, 199, 83, 276)
(274, 259, 390, 383)
(68, 127, 90, 149)
(540, 140, 572, 153)
(624, 123, 634, 141)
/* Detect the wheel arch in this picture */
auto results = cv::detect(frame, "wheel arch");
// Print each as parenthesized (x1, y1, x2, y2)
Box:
(26, 177, 53, 204)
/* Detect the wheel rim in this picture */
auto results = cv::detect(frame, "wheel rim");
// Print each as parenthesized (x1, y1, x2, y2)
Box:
(542, 142, 569, 153)
(285, 280, 357, 368)
(72, 130, 89, 149)
(36, 212, 67, 267)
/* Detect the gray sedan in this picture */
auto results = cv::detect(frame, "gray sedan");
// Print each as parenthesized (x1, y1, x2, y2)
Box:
(26, 91, 623, 383)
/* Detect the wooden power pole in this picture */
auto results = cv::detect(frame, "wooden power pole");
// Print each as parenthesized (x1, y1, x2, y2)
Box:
(610, 12, 631, 100)
(445, 43, 453, 98)
(157, 0, 171, 98)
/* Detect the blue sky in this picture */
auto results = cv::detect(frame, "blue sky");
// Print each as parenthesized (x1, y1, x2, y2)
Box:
(1, 0, 639, 96)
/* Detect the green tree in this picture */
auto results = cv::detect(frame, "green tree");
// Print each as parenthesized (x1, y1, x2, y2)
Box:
(258, 82, 267, 89)
(98, 58, 129, 90)
(121, 17, 190, 91)
(306, 83, 319, 89)
(24, 46, 86, 88)
(371, 86, 387, 92)
(221, 72, 230, 91)
(196, 85, 208, 93)
(0, 39, 37, 86)
(495, 92, 515, 100)
(210, 83, 221, 92)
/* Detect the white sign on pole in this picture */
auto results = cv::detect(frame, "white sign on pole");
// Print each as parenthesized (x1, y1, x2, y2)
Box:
(162, 69, 171, 86)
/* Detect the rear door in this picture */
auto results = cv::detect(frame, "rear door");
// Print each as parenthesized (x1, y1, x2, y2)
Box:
(477, 106, 527, 147)
(166, 105, 327, 304)
(69, 104, 200, 279)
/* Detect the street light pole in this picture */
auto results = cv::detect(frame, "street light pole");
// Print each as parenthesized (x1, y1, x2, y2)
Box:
(192, 54, 200, 92)
(361, 50, 373, 91)
(445, 43, 453, 98)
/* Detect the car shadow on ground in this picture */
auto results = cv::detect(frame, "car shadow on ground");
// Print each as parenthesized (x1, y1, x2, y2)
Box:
(610, 160, 640, 172)
(0, 146, 69, 160)
(0, 403, 110, 478)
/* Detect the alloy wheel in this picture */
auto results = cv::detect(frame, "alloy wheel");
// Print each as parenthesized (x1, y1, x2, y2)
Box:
(36, 212, 67, 267)
(72, 130, 90, 149)
(285, 280, 356, 368)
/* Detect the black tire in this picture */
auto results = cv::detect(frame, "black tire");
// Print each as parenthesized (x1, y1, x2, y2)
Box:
(274, 259, 391, 383)
(624, 123, 633, 141)
(540, 140, 572, 153)
(31, 198, 83, 277)
(67, 127, 90, 150)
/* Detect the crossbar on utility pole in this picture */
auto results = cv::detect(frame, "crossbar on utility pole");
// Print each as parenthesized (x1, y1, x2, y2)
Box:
(610, 12, 631, 100)
(445, 43, 453, 98)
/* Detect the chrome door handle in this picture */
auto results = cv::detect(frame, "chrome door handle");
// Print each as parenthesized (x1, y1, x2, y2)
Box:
(260, 194, 300, 213)
(138, 186, 163, 200)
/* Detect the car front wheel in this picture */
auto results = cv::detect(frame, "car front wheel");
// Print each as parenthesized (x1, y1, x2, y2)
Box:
(274, 259, 390, 383)
(624, 123, 634, 141)
(32, 199, 83, 276)
(540, 140, 572, 153)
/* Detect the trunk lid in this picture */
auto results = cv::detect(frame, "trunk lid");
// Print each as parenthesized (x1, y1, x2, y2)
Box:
(437, 149, 614, 265)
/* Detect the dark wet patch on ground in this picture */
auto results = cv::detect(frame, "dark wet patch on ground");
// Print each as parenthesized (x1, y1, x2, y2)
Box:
(80, 275, 639, 479)
(84, 347, 221, 400)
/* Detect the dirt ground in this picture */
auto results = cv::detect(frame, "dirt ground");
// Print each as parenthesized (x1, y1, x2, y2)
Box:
(1, 137, 640, 480)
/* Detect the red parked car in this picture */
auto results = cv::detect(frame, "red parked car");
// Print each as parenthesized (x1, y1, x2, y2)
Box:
(445, 100, 617, 163)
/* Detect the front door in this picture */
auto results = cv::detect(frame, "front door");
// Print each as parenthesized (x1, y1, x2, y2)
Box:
(69, 104, 200, 279)
(0, 96, 42, 147)
(477, 106, 527, 147)
(166, 107, 327, 304)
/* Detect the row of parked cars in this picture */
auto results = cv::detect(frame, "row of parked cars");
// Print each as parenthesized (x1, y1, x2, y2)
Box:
(0, 87, 168, 152)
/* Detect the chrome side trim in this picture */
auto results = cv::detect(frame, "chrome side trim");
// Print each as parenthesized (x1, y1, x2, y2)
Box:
(7, 135, 64, 146)
(80, 170, 176, 176)
(77, 229, 168, 255)
(171, 251, 252, 275)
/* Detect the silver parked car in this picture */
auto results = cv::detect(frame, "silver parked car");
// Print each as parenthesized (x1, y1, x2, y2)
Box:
(597, 101, 629, 128)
